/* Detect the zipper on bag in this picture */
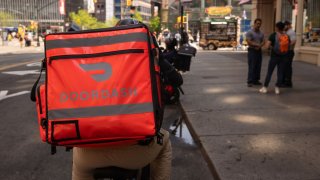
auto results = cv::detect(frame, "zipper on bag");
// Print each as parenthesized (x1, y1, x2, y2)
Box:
(49, 49, 144, 64)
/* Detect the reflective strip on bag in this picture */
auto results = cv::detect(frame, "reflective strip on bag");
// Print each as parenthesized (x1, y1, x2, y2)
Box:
(48, 102, 153, 120)
(46, 32, 148, 50)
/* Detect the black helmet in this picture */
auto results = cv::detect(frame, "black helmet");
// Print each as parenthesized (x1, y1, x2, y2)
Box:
(165, 36, 177, 50)
(116, 18, 141, 26)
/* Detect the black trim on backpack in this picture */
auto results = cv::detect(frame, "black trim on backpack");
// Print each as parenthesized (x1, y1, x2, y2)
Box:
(36, 86, 43, 114)
(48, 49, 144, 64)
(145, 27, 164, 144)
(51, 120, 81, 142)
(30, 59, 46, 102)
(45, 42, 49, 143)
(45, 24, 146, 36)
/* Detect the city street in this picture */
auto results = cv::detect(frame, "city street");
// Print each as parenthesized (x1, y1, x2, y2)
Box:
(1, 48, 320, 180)
(0, 52, 212, 179)
(1, 0, 320, 179)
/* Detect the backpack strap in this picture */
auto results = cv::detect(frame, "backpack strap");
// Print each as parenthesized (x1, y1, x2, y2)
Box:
(30, 59, 46, 102)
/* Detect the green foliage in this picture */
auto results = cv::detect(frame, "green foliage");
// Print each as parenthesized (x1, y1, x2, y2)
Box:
(149, 16, 161, 33)
(0, 11, 14, 27)
(106, 17, 119, 27)
(133, 11, 143, 22)
(69, 9, 112, 30)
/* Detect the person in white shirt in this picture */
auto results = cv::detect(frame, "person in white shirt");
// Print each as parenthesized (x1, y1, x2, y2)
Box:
(282, 20, 296, 88)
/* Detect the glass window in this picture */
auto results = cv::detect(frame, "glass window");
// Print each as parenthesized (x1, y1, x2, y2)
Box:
(115, 7, 121, 12)
(302, 0, 320, 47)
(281, 0, 293, 21)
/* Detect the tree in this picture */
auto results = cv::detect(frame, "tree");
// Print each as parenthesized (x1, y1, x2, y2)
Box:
(106, 17, 119, 27)
(69, 9, 109, 30)
(0, 11, 14, 27)
(133, 11, 143, 22)
(149, 16, 161, 33)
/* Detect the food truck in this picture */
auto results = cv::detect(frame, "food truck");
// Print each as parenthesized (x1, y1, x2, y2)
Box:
(199, 6, 238, 50)
(199, 18, 237, 50)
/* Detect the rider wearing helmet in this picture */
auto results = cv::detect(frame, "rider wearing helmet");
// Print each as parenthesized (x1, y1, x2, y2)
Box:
(72, 18, 172, 180)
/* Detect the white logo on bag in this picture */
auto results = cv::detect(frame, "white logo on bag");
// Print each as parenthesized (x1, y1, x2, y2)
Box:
(79, 62, 112, 82)
(59, 62, 139, 102)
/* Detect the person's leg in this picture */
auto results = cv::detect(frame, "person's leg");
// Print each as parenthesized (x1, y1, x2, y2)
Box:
(150, 130, 172, 180)
(286, 50, 294, 86)
(263, 57, 277, 87)
(72, 129, 171, 180)
(247, 49, 254, 85)
(254, 50, 262, 83)
(276, 56, 285, 87)
(282, 54, 288, 85)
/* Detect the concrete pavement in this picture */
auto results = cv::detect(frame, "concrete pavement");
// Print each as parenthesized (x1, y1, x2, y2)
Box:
(0, 39, 44, 55)
(180, 51, 320, 180)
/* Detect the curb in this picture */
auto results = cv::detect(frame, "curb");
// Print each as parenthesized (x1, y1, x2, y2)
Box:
(178, 101, 221, 180)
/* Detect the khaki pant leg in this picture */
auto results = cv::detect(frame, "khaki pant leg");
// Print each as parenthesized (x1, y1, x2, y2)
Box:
(150, 131, 172, 180)
(72, 129, 171, 180)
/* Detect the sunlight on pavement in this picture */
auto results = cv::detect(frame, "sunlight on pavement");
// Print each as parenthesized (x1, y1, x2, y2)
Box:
(233, 114, 266, 124)
(249, 135, 283, 152)
(223, 96, 246, 104)
(204, 87, 226, 94)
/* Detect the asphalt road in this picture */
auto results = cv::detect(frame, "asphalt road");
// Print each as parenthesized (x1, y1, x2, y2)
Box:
(0, 53, 212, 180)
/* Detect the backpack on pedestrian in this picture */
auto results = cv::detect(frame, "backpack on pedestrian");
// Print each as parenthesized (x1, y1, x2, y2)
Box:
(273, 32, 290, 55)
(30, 24, 164, 154)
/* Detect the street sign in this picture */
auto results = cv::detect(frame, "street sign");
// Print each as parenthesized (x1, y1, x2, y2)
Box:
(205, 6, 232, 16)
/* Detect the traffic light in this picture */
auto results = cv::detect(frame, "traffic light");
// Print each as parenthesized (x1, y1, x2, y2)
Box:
(177, 16, 187, 23)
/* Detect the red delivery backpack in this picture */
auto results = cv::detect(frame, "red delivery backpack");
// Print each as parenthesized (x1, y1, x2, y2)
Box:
(30, 24, 164, 153)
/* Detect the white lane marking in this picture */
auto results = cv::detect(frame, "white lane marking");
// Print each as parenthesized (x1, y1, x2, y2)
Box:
(0, 59, 39, 71)
(2, 70, 43, 75)
(26, 62, 41, 67)
(0, 90, 30, 101)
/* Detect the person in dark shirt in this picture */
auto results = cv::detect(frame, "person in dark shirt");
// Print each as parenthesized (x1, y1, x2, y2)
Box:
(259, 21, 289, 95)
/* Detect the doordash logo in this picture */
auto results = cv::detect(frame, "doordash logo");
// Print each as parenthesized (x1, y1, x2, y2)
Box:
(59, 62, 139, 103)
(79, 62, 112, 82)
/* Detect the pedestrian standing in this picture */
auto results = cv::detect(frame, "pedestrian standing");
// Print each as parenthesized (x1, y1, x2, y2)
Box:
(19, 34, 24, 48)
(282, 20, 296, 88)
(246, 18, 265, 87)
(259, 21, 290, 95)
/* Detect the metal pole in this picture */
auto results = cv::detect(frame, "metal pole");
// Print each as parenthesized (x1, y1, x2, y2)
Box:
(36, 0, 40, 47)
(179, 0, 183, 46)
(200, 0, 205, 20)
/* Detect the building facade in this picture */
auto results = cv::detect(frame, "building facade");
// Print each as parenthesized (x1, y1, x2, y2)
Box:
(252, 0, 320, 66)
(132, 0, 152, 22)
(94, 0, 123, 22)
(0, 0, 65, 32)
(94, 0, 152, 23)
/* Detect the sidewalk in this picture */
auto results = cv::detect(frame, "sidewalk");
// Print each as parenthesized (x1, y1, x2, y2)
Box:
(180, 51, 320, 180)
(0, 39, 44, 55)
